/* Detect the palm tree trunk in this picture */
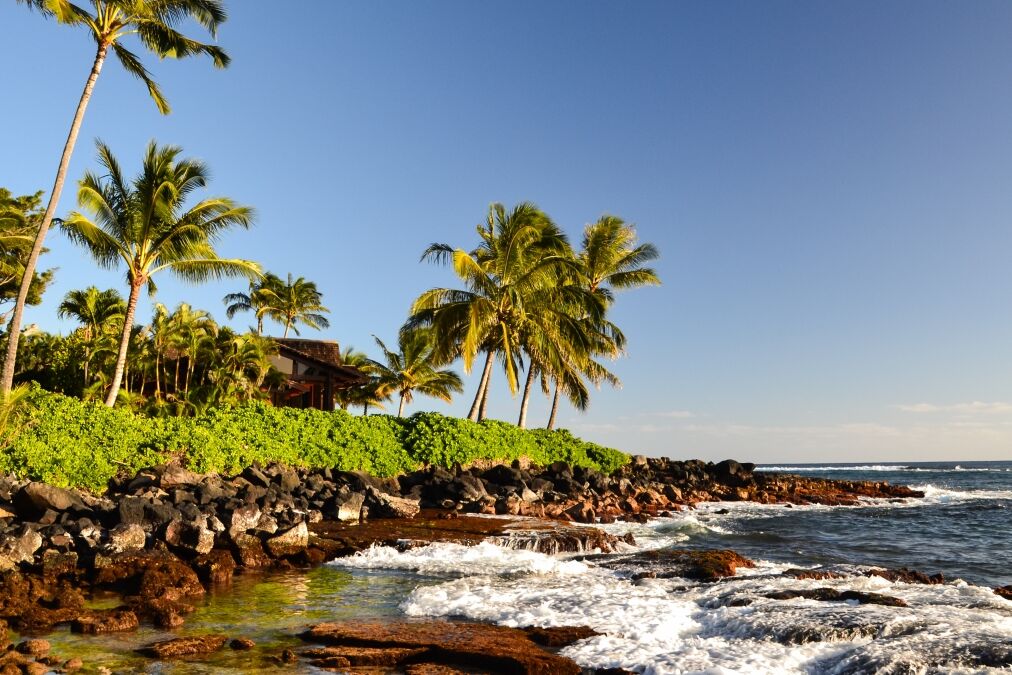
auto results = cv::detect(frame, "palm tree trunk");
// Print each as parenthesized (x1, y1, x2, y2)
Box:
(517, 365, 536, 429)
(173, 359, 180, 395)
(363, 403, 369, 416)
(185, 357, 194, 395)
(547, 381, 561, 430)
(398, 393, 406, 417)
(154, 352, 161, 400)
(478, 372, 491, 422)
(105, 277, 141, 407)
(283, 321, 291, 338)
(1, 43, 109, 395)
(467, 351, 494, 422)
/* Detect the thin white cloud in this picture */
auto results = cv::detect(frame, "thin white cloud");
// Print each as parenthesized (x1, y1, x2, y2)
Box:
(643, 410, 696, 419)
(895, 401, 1012, 415)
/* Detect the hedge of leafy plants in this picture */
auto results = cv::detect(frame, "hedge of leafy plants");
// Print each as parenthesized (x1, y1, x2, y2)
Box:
(0, 388, 629, 492)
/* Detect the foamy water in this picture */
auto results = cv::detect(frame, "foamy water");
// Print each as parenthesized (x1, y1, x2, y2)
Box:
(327, 461, 1012, 673)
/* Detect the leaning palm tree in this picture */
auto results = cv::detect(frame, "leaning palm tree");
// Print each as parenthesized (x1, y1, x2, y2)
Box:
(60, 141, 260, 407)
(408, 202, 572, 421)
(540, 215, 659, 428)
(257, 273, 330, 338)
(223, 272, 283, 335)
(3, 0, 231, 395)
(371, 328, 463, 417)
(57, 286, 126, 385)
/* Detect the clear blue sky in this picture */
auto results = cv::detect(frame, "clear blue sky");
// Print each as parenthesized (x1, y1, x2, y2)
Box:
(4, 1, 1012, 463)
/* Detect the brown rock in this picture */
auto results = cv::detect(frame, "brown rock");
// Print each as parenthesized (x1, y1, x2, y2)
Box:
(523, 626, 599, 647)
(230, 533, 273, 568)
(607, 549, 756, 582)
(301, 645, 427, 667)
(784, 568, 847, 581)
(995, 585, 1012, 600)
(229, 638, 255, 650)
(138, 634, 228, 658)
(764, 588, 908, 607)
(15, 639, 49, 656)
(300, 621, 581, 675)
(193, 549, 236, 586)
(71, 609, 139, 634)
(63, 658, 84, 671)
(863, 567, 945, 585)
(404, 666, 473, 675)
(265, 522, 309, 558)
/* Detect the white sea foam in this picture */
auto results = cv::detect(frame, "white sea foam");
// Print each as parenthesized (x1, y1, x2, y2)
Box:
(391, 543, 1012, 674)
(328, 541, 589, 576)
(758, 464, 1010, 473)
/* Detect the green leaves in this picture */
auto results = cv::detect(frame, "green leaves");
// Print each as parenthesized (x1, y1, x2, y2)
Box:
(0, 389, 629, 492)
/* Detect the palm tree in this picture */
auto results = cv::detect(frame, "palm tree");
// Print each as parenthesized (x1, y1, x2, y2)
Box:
(0, 189, 55, 325)
(57, 286, 125, 385)
(3, 0, 231, 396)
(60, 141, 260, 407)
(408, 202, 573, 421)
(167, 303, 217, 396)
(223, 272, 283, 335)
(206, 330, 277, 405)
(257, 273, 330, 338)
(371, 328, 463, 417)
(542, 215, 659, 429)
(333, 346, 371, 411)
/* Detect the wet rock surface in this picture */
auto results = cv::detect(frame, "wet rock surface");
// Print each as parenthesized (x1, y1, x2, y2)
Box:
(763, 587, 908, 607)
(137, 633, 228, 658)
(601, 548, 756, 581)
(299, 621, 583, 674)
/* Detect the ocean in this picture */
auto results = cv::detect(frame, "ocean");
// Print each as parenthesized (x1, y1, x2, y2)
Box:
(39, 460, 1012, 673)
(331, 460, 1012, 673)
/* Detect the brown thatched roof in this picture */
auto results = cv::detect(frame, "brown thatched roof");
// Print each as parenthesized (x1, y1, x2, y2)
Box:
(272, 338, 367, 387)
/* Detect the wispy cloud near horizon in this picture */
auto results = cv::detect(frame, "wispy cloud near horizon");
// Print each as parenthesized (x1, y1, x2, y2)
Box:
(895, 401, 1012, 415)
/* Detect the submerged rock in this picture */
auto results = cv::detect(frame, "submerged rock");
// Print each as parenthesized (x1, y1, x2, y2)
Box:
(299, 621, 582, 675)
(602, 548, 756, 581)
(138, 634, 228, 658)
(764, 588, 908, 607)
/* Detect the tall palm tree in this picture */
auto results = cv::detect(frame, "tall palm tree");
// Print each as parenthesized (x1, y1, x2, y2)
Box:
(60, 141, 260, 407)
(408, 202, 573, 421)
(57, 286, 125, 385)
(543, 215, 659, 429)
(223, 272, 283, 335)
(257, 273, 330, 338)
(371, 328, 463, 417)
(3, 0, 231, 395)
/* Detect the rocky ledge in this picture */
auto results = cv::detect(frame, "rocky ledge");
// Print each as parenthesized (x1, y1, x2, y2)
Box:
(0, 456, 924, 669)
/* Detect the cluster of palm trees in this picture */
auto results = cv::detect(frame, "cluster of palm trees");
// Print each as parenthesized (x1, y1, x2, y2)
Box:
(408, 203, 659, 429)
(3, 1, 662, 429)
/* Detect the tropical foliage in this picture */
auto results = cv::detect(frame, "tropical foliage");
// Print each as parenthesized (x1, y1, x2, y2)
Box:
(1, 387, 628, 492)
(61, 140, 260, 406)
(225, 272, 330, 338)
(0, 189, 55, 324)
(3, 0, 232, 395)
(370, 327, 463, 417)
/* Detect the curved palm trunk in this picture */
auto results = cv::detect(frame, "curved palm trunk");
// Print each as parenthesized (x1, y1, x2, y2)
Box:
(546, 381, 561, 430)
(467, 351, 495, 422)
(517, 365, 536, 429)
(105, 278, 141, 407)
(154, 351, 162, 400)
(1, 43, 109, 395)
(398, 393, 406, 417)
(478, 371, 492, 422)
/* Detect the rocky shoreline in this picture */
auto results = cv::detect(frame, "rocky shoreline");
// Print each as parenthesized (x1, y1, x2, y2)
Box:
(0, 457, 930, 672)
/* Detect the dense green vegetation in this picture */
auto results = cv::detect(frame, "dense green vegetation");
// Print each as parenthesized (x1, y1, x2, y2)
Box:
(0, 387, 629, 492)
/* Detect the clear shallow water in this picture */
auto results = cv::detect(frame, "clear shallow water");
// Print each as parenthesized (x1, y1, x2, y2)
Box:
(37, 460, 1012, 673)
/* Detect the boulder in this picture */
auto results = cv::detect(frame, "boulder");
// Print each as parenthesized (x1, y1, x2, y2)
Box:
(0, 529, 42, 570)
(332, 493, 364, 522)
(265, 522, 308, 557)
(158, 461, 203, 488)
(365, 488, 420, 519)
(71, 609, 139, 634)
(228, 504, 261, 536)
(14, 483, 85, 519)
(164, 520, 215, 556)
(107, 524, 146, 553)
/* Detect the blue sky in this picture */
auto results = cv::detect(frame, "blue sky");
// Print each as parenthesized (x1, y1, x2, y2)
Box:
(4, 1, 1012, 463)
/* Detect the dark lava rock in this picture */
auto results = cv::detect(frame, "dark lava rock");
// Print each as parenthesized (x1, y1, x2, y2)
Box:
(300, 621, 581, 675)
(863, 567, 945, 585)
(14, 484, 85, 519)
(764, 588, 908, 607)
(138, 634, 228, 658)
(995, 585, 1012, 600)
(784, 568, 848, 581)
(229, 637, 255, 650)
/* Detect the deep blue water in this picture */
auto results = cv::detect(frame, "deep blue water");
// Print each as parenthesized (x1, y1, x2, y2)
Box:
(669, 460, 1012, 587)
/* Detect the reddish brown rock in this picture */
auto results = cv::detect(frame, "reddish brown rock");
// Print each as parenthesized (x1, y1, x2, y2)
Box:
(138, 634, 228, 658)
(523, 626, 599, 647)
(863, 567, 945, 585)
(995, 586, 1012, 600)
(301, 645, 427, 667)
(300, 621, 581, 675)
(70, 608, 138, 634)
(192, 549, 236, 586)
(606, 549, 756, 581)
(229, 638, 255, 650)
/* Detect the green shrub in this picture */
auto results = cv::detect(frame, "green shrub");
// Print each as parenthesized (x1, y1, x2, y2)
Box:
(0, 388, 629, 492)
